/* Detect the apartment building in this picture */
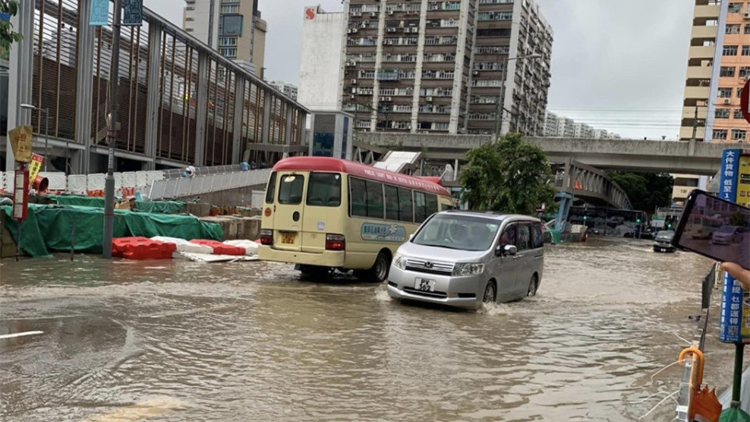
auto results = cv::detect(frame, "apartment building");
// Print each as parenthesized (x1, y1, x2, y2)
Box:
(573, 122, 594, 138)
(680, 0, 750, 143)
(339, 0, 553, 135)
(183, 0, 267, 76)
(543, 111, 558, 136)
(270, 81, 299, 101)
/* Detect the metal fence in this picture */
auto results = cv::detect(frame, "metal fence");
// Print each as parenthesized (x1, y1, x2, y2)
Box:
(11, 0, 309, 173)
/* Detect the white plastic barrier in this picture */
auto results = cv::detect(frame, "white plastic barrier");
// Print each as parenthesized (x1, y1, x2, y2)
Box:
(150, 236, 214, 254)
(68, 175, 88, 194)
(135, 171, 150, 187)
(3, 171, 13, 193)
(87, 173, 106, 193)
(39, 172, 67, 192)
(121, 172, 136, 189)
(0, 171, 4, 192)
(223, 240, 259, 256)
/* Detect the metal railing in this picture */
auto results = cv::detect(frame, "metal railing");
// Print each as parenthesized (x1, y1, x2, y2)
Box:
(148, 168, 271, 200)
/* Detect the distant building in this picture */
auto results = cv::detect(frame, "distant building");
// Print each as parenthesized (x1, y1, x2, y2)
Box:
(593, 129, 608, 139)
(270, 81, 299, 101)
(182, 0, 267, 76)
(556, 117, 575, 138)
(573, 122, 594, 138)
(543, 112, 559, 137)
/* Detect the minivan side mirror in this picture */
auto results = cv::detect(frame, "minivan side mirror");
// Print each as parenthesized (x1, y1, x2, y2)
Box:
(495, 244, 517, 257)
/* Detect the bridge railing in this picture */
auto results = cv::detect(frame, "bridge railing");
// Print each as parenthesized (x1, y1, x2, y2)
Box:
(148, 168, 271, 201)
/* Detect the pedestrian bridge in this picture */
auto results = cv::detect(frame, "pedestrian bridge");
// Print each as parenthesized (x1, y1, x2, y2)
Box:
(355, 133, 742, 176)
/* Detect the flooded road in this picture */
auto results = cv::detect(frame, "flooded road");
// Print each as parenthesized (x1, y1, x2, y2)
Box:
(0, 238, 737, 421)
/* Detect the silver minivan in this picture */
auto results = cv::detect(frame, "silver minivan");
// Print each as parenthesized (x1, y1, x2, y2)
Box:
(387, 211, 545, 310)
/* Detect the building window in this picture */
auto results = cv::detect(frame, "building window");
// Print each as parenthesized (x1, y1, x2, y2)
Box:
(739, 87, 744, 97)
(219, 47, 236, 58)
(720, 66, 736, 77)
(729, 2, 743, 13)
(716, 108, 730, 119)
(727, 24, 741, 34)
(186, 6, 195, 10)
(185, 17, 194, 21)
(724, 45, 738, 56)
(733, 129, 746, 141)
(745, 24, 750, 34)
(219, 37, 237, 46)
(743, 46, 750, 56)
(741, 67, 750, 78)
(478, 11, 512, 21)
(219, 14, 243, 36)
(185, 27, 193, 32)
(735, 108, 745, 119)
(713, 129, 728, 140)
(477, 28, 512, 37)
(719, 88, 733, 98)
(220, 5, 239, 14)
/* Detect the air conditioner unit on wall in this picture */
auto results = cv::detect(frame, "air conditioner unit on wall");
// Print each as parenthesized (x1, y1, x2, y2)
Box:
(724, 99, 731, 104)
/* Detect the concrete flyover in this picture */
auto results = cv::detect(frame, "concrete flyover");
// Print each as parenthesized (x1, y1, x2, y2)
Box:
(355, 133, 744, 176)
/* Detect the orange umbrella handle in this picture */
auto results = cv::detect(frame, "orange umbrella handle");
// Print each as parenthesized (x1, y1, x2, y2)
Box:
(679, 347, 705, 387)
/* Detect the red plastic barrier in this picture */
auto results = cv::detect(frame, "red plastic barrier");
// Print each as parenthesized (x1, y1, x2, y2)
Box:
(190, 239, 245, 256)
(112, 237, 176, 260)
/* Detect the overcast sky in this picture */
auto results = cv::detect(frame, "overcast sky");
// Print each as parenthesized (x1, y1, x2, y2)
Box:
(145, 0, 693, 140)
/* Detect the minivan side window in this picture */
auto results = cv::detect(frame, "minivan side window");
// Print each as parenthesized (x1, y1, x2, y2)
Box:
(516, 224, 531, 251)
(532, 223, 544, 248)
(265, 172, 277, 204)
(499, 224, 516, 247)
(278, 174, 305, 205)
(350, 177, 367, 217)
(307, 173, 342, 207)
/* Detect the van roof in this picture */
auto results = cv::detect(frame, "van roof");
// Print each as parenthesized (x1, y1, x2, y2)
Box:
(441, 210, 541, 222)
(272, 156, 451, 196)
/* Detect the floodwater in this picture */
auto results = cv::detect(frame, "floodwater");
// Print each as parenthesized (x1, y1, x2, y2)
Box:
(0, 238, 738, 421)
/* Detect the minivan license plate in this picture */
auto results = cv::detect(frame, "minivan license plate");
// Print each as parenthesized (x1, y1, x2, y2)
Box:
(414, 278, 436, 292)
(281, 233, 296, 244)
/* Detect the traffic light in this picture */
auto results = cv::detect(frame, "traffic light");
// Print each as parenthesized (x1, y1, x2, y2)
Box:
(583, 215, 588, 221)
(636, 218, 641, 224)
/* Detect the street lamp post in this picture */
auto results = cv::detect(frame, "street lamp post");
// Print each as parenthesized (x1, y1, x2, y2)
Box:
(494, 54, 543, 138)
(20, 104, 50, 172)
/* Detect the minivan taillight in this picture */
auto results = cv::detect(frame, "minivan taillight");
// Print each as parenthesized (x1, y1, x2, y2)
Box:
(260, 229, 274, 245)
(325, 234, 346, 251)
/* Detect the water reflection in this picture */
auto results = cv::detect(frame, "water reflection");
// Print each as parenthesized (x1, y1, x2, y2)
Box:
(0, 238, 732, 421)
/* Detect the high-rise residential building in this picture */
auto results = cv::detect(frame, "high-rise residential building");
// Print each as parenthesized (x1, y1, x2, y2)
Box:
(680, 0, 750, 143)
(270, 81, 299, 101)
(556, 116, 575, 137)
(183, 0, 267, 76)
(543, 111, 559, 137)
(573, 122, 594, 138)
(593, 129, 608, 139)
(335, 0, 552, 134)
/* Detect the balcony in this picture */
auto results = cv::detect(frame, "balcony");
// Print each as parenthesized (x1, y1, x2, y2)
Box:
(681, 106, 709, 119)
(694, 4, 720, 19)
(679, 126, 706, 140)
(686, 66, 713, 79)
(691, 25, 717, 39)
(684, 86, 710, 99)
(689, 45, 715, 59)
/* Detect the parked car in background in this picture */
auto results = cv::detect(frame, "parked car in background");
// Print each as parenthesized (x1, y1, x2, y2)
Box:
(653, 231, 675, 253)
(711, 226, 744, 245)
(387, 211, 544, 310)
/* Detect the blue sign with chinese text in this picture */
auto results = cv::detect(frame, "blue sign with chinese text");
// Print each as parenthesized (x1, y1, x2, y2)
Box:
(361, 223, 407, 242)
(90, 0, 109, 26)
(719, 148, 743, 343)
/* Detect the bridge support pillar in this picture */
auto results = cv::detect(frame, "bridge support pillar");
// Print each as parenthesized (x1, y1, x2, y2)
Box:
(194, 51, 209, 166)
(5, 0, 34, 171)
(555, 192, 574, 232)
(73, 0, 95, 174)
(232, 77, 245, 164)
(143, 23, 162, 171)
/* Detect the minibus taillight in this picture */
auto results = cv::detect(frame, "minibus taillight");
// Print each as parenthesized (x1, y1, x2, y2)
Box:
(325, 234, 346, 251)
(260, 229, 274, 245)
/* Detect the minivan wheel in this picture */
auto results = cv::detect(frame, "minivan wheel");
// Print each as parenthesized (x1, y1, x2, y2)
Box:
(483, 281, 496, 303)
(527, 274, 539, 297)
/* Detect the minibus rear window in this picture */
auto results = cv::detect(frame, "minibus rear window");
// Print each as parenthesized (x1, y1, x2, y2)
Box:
(307, 173, 342, 207)
(278, 174, 305, 205)
(265, 172, 277, 204)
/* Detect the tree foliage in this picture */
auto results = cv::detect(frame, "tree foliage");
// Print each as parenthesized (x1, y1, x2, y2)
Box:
(0, 1, 21, 58)
(607, 172, 674, 213)
(460, 133, 555, 215)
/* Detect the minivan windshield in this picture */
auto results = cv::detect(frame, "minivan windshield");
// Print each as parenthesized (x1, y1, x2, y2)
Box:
(718, 226, 739, 234)
(412, 214, 500, 252)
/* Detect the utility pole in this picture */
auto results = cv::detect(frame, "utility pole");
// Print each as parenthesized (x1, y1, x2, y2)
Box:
(691, 102, 699, 141)
(102, 0, 122, 258)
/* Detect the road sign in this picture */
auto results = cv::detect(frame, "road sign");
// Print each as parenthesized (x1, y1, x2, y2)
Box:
(741, 79, 750, 124)
(13, 164, 28, 221)
(28, 153, 43, 188)
(8, 125, 33, 163)
(122, 0, 143, 26)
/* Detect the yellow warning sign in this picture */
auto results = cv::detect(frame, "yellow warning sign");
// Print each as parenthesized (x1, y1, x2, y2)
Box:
(28, 153, 43, 187)
(8, 125, 34, 163)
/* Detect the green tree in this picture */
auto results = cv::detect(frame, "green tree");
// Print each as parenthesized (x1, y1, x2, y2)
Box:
(608, 172, 674, 212)
(730, 212, 747, 227)
(460, 133, 555, 215)
(0, 1, 21, 60)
